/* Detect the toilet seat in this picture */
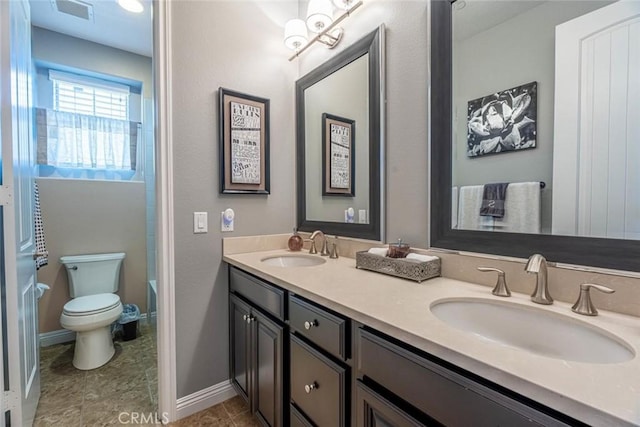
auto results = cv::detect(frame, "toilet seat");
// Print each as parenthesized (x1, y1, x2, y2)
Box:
(63, 293, 121, 316)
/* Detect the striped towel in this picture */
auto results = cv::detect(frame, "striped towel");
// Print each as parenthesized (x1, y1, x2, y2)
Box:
(34, 182, 48, 270)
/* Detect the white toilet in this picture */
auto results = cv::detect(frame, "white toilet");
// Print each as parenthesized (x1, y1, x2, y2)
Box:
(60, 252, 125, 370)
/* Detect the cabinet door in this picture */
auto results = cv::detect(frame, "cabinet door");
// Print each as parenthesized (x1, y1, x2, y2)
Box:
(230, 294, 252, 402)
(253, 310, 285, 427)
(356, 381, 426, 427)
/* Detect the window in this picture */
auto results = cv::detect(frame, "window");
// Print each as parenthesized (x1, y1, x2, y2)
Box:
(50, 70, 130, 120)
(36, 70, 140, 181)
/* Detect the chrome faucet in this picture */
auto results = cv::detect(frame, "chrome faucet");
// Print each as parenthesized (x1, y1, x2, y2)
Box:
(309, 230, 330, 256)
(525, 254, 553, 305)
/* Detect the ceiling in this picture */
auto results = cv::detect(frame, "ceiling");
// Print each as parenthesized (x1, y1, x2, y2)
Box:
(30, 0, 153, 57)
(453, 0, 545, 41)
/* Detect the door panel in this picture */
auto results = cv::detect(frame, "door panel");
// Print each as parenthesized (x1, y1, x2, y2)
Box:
(253, 311, 283, 427)
(1, 0, 39, 423)
(553, 1, 640, 239)
(230, 294, 251, 402)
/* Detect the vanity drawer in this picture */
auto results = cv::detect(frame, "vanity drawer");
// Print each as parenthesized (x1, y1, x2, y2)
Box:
(357, 328, 568, 427)
(289, 294, 348, 359)
(291, 335, 347, 427)
(230, 267, 285, 321)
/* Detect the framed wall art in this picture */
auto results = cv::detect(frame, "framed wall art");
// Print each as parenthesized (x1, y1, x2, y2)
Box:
(467, 81, 537, 157)
(219, 87, 270, 194)
(322, 113, 355, 196)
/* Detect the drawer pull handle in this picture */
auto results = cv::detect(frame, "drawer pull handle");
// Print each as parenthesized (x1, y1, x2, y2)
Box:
(243, 314, 248, 321)
(304, 382, 318, 393)
(245, 315, 254, 324)
(304, 320, 318, 330)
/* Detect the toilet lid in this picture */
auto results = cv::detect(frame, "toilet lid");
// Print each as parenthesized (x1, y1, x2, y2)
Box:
(63, 293, 121, 315)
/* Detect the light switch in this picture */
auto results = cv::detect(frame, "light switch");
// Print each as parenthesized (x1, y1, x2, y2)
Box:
(193, 212, 208, 233)
(359, 209, 367, 223)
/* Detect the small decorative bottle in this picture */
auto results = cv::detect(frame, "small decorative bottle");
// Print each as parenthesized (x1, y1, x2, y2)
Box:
(288, 228, 304, 252)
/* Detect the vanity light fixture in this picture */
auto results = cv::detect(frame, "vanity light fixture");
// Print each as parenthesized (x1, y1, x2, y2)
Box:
(118, 0, 144, 13)
(286, 0, 363, 61)
(284, 19, 309, 51)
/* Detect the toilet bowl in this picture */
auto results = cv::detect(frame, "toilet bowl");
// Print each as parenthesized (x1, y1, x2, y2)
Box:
(59, 252, 126, 370)
(60, 293, 123, 370)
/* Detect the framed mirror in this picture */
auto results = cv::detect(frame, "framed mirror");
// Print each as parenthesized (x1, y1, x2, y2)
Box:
(430, 0, 639, 271)
(296, 26, 385, 241)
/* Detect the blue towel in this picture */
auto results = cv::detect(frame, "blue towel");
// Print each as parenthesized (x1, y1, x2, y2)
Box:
(480, 183, 509, 218)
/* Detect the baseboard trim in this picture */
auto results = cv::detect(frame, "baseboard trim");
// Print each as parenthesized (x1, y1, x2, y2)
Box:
(39, 329, 75, 347)
(40, 313, 153, 347)
(175, 380, 237, 420)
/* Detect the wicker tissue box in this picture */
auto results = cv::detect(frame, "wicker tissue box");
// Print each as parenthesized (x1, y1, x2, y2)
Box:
(355, 251, 441, 283)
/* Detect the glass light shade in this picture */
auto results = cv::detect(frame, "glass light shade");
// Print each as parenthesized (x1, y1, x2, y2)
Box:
(332, 0, 355, 10)
(284, 19, 308, 51)
(118, 0, 144, 13)
(306, 0, 334, 33)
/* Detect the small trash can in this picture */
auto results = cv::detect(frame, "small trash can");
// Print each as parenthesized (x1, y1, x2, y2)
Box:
(119, 304, 140, 341)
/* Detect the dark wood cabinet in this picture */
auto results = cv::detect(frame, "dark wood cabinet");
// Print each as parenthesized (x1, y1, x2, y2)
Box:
(355, 381, 425, 427)
(230, 294, 251, 401)
(229, 271, 285, 427)
(290, 335, 348, 427)
(228, 265, 583, 427)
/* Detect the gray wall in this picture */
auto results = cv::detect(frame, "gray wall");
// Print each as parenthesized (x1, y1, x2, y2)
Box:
(170, 0, 430, 399)
(452, 1, 611, 233)
(35, 179, 147, 333)
(31, 27, 153, 99)
(170, 1, 297, 398)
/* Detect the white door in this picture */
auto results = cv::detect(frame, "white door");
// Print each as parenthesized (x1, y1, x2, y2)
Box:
(552, 0, 640, 239)
(0, 0, 40, 425)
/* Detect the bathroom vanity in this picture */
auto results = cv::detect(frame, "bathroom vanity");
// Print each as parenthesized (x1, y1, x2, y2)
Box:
(225, 246, 640, 427)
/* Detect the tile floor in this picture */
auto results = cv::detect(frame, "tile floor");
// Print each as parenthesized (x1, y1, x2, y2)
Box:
(34, 322, 158, 426)
(34, 322, 260, 426)
(168, 396, 260, 427)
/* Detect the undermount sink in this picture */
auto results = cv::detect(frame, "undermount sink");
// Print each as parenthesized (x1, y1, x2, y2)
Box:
(430, 298, 635, 364)
(261, 255, 326, 267)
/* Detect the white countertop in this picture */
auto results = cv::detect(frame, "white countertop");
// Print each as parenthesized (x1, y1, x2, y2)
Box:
(223, 249, 640, 427)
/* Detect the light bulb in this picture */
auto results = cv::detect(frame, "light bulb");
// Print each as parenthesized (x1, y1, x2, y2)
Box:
(118, 0, 144, 13)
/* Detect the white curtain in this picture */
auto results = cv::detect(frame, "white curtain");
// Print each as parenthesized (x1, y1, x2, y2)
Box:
(44, 109, 133, 170)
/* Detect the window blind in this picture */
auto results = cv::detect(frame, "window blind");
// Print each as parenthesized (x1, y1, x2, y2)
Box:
(49, 70, 130, 121)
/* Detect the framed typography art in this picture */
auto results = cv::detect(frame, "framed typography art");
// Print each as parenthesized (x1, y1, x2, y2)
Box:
(322, 113, 355, 197)
(219, 87, 270, 194)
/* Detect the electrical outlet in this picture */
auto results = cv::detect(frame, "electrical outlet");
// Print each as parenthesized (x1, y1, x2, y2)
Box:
(221, 208, 235, 232)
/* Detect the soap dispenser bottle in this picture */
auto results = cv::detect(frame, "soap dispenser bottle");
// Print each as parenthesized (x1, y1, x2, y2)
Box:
(288, 228, 304, 252)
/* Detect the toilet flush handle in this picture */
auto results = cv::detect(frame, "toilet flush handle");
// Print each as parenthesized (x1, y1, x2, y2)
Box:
(70, 266, 78, 270)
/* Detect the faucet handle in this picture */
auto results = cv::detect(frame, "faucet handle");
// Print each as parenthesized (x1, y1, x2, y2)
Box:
(308, 239, 318, 254)
(571, 283, 615, 316)
(320, 238, 330, 256)
(477, 267, 510, 297)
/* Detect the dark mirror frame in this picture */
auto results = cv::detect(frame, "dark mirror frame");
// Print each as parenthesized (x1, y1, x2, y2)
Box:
(430, 0, 639, 272)
(296, 26, 384, 241)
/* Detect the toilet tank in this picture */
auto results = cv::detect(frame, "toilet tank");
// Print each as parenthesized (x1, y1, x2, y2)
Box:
(60, 252, 126, 298)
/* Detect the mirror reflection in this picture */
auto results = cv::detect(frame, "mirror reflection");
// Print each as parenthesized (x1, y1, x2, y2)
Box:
(305, 54, 370, 223)
(451, 0, 639, 240)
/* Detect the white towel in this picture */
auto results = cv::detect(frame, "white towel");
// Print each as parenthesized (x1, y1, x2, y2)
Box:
(367, 247, 388, 256)
(451, 186, 459, 229)
(405, 253, 439, 262)
(457, 185, 486, 230)
(494, 182, 541, 234)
